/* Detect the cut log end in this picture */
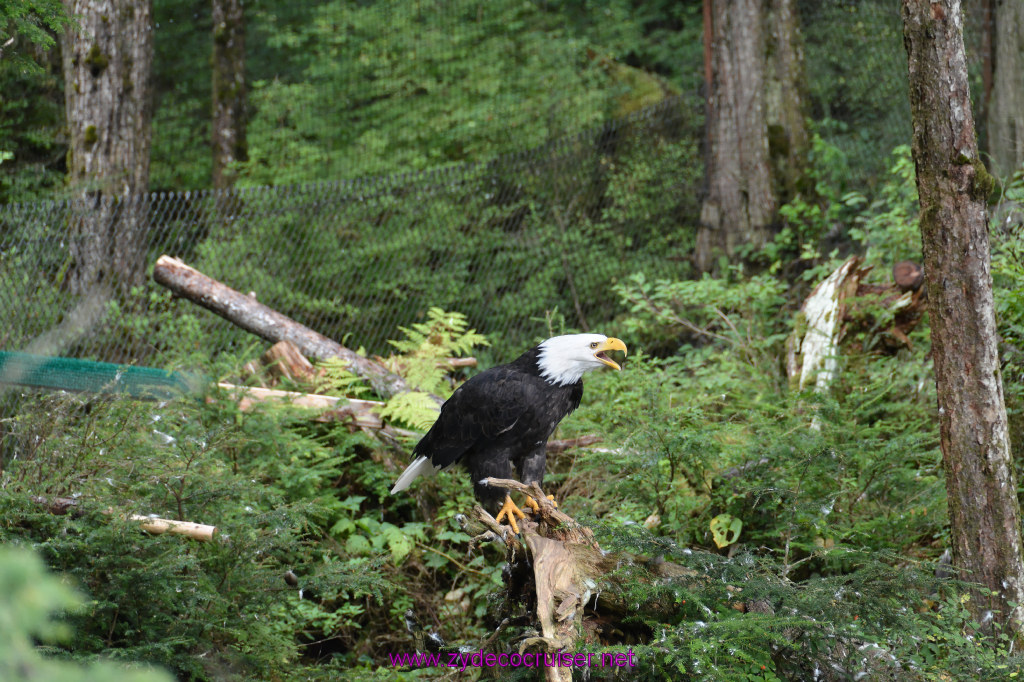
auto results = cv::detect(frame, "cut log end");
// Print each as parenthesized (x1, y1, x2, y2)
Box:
(893, 260, 924, 292)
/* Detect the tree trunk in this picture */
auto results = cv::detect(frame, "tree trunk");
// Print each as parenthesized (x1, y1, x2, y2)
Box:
(977, 0, 995, 152)
(696, 0, 776, 273)
(902, 0, 1024, 638)
(61, 0, 154, 295)
(211, 0, 247, 189)
(986, 0, 1024, 178)
(763, 0, 809, 205)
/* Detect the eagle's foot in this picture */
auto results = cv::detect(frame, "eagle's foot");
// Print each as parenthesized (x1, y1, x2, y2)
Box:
(524, 494, 558, 514)
(494, 495, 526, 534)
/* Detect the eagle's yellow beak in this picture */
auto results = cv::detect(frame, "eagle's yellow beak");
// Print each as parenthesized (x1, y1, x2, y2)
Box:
(594, 337, 627, 370)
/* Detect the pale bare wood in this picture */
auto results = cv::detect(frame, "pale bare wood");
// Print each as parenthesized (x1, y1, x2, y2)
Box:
(527, 534, 576, 682)
(787, 256, 865, 392)
(126, 514, 217, 542)
(545, 434, 601, 454)
(217, 382, 384, 429)
(441, 357, 478, 369)
(785, 257, 927, 386)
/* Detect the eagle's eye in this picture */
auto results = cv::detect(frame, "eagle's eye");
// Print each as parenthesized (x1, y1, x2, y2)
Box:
(589, 342, 598, 349)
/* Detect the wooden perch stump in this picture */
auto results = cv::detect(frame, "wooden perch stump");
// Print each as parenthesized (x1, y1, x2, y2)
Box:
(153, 255, 441, 405)
(260, 340, 319, 384)
(470, 478, 697, 682)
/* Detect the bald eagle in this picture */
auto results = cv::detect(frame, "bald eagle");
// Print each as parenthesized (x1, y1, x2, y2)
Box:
(390, 333, 627, 532)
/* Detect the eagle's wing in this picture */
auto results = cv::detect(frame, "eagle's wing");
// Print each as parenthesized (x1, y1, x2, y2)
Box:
(413, 365, 534, 469)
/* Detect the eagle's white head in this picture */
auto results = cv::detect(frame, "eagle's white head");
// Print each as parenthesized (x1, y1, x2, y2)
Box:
(536, 333, 628, 386)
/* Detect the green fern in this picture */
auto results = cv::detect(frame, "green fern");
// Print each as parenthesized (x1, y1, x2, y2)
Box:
(316, 357, 373, 398)
(377, 391, 442, 431)
(389, 307, 489, 356)
(387, 308, 489, 395)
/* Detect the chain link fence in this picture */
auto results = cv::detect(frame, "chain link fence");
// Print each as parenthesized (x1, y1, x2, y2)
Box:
(1, 97, 697, 365)
(1, 0, 1003, 370)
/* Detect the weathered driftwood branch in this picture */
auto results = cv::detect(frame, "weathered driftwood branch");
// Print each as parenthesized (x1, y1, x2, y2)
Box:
(153, 255, 441, 405)
(32, 496, 215, 541)
(125, 514, 217, 541)
(544, 435, 602, 454)
(217, 382, 385, 428)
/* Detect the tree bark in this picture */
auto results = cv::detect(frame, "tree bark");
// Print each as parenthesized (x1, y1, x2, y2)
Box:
(763, 0, 809, 204)
(211, 0, 247, 189)
(986, 0, 1024, 178)
(696, 0, 776, 273)
(61, 0, 154, 295)
(902, 0, 1024, 637)
(977, 0, 995, 152)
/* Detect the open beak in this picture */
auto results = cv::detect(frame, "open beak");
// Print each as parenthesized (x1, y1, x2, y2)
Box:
(594, 337, 627, 370)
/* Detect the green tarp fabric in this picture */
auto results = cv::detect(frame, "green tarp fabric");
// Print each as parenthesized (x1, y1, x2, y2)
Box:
(0, 352, 199, 400)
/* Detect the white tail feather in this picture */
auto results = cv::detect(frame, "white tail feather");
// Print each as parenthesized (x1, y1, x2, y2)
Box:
(390, 456, 441, 494)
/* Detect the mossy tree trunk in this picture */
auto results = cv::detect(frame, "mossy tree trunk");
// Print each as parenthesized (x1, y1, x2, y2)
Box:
(986, 0, 1024, 178)
(61, 0, 154, 296)
(901, 0, 1024, 639)
(697, 0, 806, 273)
(212, 0, 247, 189)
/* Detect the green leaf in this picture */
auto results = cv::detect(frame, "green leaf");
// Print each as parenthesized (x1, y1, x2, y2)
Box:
(381, 523, 413, 564)
(345, 535, 372, 556)
(710, 513, 742, 549)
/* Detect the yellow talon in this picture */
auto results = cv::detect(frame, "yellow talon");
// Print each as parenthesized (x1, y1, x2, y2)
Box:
(494, 495, 526, 534)
(524, 494, 558, 513)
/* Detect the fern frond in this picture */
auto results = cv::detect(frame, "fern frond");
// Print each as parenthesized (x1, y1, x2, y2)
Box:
(377, 391, 440, 431)
(316, 358, 372, 398)
(385, 308, 489, 394)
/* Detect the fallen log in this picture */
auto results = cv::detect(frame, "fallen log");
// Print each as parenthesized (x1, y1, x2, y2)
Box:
(153, 255, 441, 406)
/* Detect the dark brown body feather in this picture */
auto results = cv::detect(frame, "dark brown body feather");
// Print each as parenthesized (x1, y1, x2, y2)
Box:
(413, 346, 583, 510)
